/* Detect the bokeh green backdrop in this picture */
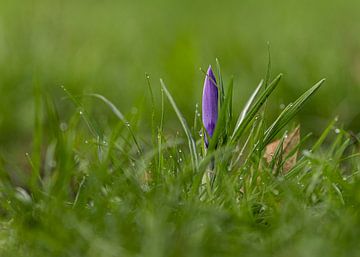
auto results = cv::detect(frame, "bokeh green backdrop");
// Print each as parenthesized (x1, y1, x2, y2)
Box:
(1, 0, 359, 157)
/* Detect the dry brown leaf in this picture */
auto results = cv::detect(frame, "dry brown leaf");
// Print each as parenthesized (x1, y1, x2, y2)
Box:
(264, 126, 300, 173)
(141, 170, 152, 184)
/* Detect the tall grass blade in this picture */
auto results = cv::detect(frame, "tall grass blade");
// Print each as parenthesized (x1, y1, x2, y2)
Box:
(263, 79, 325, 147)
(160, 79, 198, 170)
(88, 93, 142, 154)
(231, 74, 282, 143)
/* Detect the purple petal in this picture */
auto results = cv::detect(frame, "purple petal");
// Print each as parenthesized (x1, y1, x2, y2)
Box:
(202, 66, 218, 147)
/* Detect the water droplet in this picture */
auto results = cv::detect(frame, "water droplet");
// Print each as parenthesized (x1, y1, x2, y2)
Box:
(334, 128, 340, 134)
(84, 140, 89, 144)
(50, 160, 57, 168)
(79, 110, 83, 115)
(297, 182, 304, 188)
(131, 107, 138, 114)
(280, 104, 285, 109)
(278, 176, 285, 182)
(60, 122, 68, 132)
(178, 149, 182, 153)
(15, 187, 32, 204)
(88, 200, 94, 208)
(125, 122, 130, 127)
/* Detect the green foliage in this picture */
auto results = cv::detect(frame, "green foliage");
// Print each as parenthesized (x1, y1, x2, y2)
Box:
(0, 65, 359, 257)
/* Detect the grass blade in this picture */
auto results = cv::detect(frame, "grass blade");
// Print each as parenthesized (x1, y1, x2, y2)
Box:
(231, 74, 282, 144)
(160, 79, 198, 170)
(88, 93, 142, 154)
(232, 80, 263, 136)
(263, 79, 325, 147)
(216, 58, 225, 107)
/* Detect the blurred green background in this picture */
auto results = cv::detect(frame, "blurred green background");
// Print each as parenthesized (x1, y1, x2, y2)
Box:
(1, 0, 359, 157)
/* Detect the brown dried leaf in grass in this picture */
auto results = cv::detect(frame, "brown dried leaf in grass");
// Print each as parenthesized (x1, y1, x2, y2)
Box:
(264, 126, 300, 173)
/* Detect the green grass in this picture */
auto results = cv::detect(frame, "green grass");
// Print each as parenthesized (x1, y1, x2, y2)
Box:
(0, 0, 360, 255)
(0, 64, 359, 257)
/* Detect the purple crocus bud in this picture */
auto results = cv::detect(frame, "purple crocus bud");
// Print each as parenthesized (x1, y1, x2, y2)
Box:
(202, 65, 218, 147)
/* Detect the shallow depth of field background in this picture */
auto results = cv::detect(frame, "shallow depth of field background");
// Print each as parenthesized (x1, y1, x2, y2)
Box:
(0, 0, 359, 158)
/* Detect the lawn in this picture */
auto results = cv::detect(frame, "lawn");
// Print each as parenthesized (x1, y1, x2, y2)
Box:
(0, 0, 359, 256)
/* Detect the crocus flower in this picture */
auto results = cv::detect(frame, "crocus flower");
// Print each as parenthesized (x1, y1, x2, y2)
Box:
(202, 66, 218, 147)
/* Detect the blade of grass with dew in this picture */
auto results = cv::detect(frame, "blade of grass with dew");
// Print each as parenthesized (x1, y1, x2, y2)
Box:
(216, 58, 225, 107)
(61, 86, 101, 139)
(192, 146, 235, 196)
(145, 74, 156, 154)
(263, 79, 325, 147)
(160, 79, 198, 171)
(61, 86, 105, 160)
(44, 95, 75, 198)
(231, 74, 282, 144)
(157, 87, 165, 178)
(88, 93, 142, 155)
(232, 80, 263, 136)
(31, 78, 43, 195)
(312, 116, 338, 152)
